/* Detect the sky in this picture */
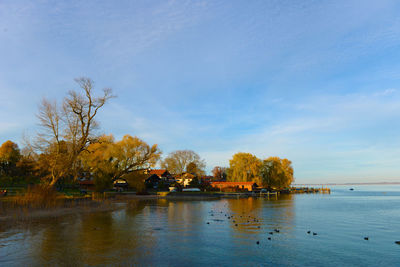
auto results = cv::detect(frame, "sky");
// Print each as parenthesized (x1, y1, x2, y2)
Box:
(1, 0, 400, 183)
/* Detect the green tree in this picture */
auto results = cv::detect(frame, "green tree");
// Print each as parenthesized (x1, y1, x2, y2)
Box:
(260, 157, 294, 190)
(227, 152, 262, 184)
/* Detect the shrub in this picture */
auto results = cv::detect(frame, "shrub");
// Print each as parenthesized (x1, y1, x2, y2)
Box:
(14, 185, 58, 208)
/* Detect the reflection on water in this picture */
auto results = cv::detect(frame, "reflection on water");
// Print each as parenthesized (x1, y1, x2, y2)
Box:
(1, 187, 400, 266)
(226, 195, 294, 236)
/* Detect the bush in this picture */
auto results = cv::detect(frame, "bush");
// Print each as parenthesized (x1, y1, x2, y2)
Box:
(14, 185, 58, 208)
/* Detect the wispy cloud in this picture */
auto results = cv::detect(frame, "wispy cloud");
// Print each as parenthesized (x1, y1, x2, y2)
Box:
(374, 88, 397, 96)
(2, 0, 400, 183)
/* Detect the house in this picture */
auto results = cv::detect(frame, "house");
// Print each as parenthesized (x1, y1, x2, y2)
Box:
(145, 174, 162, 188)
(145, 169, 175, 183)
(175, 173, 195, 187)
(113, 178, 128, 191)
(211, 181, 258, 192)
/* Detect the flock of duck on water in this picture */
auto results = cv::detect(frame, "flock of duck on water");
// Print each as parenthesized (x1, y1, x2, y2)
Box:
(206, 203, 400, 246)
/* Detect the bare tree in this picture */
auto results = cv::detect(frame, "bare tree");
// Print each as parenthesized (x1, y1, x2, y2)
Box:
(36, 77, 114, 186)
(64, 77, 114, 155)
(161, 150, 206, 176)
(212, 166, 227, 181)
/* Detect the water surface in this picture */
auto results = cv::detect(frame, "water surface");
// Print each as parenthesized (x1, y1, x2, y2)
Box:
(1, 185, 400, 266)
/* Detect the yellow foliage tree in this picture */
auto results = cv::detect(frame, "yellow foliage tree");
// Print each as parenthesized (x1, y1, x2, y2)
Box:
(260, 157, 294, 190)
(0, 140, 21, 178)
(35, 141, 71, 186)
(227, 152, 262, 184)
(82, 134, 161, 189)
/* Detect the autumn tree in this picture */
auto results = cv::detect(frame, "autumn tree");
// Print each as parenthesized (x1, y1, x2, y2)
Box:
(260, 157, 294, 190)
(123, 171, 148, 193)
(0, 140, 21, 178)
(212, 166, 227, 181)
(186, 161, 205, 177)
(161, 150, 205, 176)
(227, 152, 262, 184)
(81, 134, 161, 190)
(35, 77, 114, 186)
(35, 141, 72, 186)
(0, 141, 40, 185)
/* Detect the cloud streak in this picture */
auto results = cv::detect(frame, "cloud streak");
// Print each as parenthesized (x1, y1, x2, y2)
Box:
(2, 0, 400, 183)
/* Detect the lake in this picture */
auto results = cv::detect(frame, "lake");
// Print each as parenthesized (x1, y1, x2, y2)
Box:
(1, 185, 400, 266)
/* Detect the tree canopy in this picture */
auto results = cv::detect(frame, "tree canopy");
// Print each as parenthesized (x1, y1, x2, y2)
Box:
(0, 140, 21, 177)
(260, 157, 294, 190)
(0, 140, 21, 165)
(227, 152, 262, 184)
(212, 166, 227, 181)
(227, 153, 294, 189)
(161, 150, 205, 176)
(82, 134, 161, 181)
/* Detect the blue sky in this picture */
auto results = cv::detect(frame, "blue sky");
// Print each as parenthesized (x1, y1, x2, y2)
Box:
(1, 0, 400, 183)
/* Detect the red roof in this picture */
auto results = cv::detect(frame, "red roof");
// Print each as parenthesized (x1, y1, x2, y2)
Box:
(211, 182, 256, 185)
(149, 169, 168, 176)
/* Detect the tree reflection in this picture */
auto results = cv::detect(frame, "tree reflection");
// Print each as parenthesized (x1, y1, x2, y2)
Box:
(34, 217, 82, 266)
(227, 195, 295, 234)
(26, 200, 158, 266)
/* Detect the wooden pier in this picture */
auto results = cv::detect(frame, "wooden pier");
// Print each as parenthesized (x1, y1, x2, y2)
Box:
(260, 191, 279, 199)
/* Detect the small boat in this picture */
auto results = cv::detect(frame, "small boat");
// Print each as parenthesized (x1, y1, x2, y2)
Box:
(349, 188, 354, 191)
